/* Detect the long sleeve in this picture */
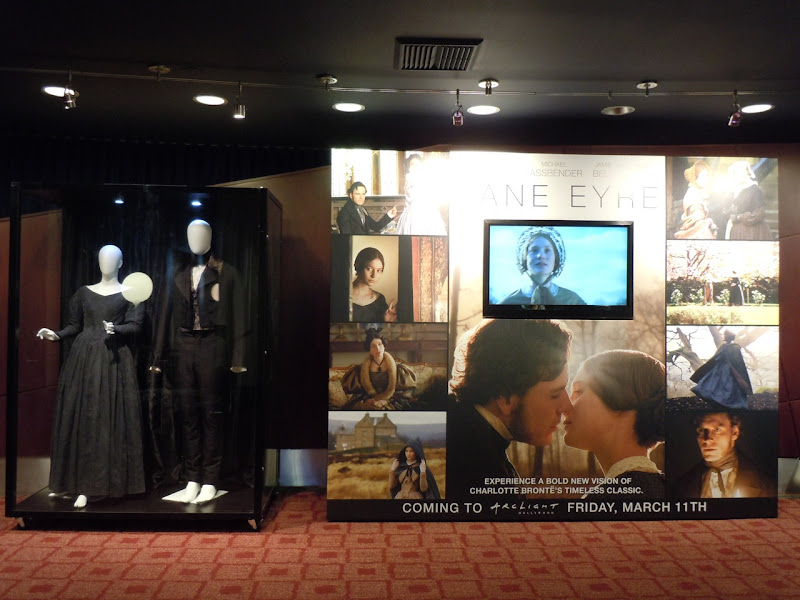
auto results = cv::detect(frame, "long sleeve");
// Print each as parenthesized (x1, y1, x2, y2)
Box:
(113, 301, 145, 336)
(364, 211, 393, 233)
(54, 290, 83, 340)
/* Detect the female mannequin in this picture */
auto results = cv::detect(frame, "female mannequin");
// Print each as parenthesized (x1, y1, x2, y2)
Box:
(37, 245, 146, 508)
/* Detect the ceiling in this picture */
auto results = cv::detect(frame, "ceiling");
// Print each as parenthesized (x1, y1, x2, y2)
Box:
(2, 1, 799, 150)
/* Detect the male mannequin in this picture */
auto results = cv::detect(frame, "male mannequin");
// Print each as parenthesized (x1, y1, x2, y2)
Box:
(152, 220, 246, 504)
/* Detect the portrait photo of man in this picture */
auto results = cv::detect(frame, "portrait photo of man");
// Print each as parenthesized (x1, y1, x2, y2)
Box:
(669, 411, 776, 499)
(336, 181, 397, 235)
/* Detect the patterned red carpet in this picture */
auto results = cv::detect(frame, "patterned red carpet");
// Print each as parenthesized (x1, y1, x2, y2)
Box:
(2, 491, 800, 599)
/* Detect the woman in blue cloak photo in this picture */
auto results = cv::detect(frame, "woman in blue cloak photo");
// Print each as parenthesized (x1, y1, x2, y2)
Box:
(690, 330, 752, 409)
(389, 440, 441, 500)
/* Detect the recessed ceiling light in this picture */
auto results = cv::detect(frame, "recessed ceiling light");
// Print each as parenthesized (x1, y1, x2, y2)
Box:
(43, 85, 77, 98)
(601, 105, 635, 116)
(333, 102, 365, 112)
(193, 95, 227, 106)
(741, 103, 774, 114)
(467, 105, 500, 115)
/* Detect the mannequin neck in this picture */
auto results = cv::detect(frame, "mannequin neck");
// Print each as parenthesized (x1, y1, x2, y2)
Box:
(192, 251, 210, 266)
(89, 272, 122, 295)
(97, 272, 120, 286)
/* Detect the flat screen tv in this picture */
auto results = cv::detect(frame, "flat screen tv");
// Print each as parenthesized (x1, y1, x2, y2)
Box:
(483, 219, 634, 320)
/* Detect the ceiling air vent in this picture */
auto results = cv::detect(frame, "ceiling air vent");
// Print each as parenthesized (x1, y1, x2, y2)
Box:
(394, 37, 483, 71)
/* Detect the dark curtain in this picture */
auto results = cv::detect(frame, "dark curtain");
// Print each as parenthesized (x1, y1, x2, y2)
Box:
(0, 133, 328, 218)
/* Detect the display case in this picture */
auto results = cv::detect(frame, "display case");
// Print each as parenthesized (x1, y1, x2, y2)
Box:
(5, 184, 281, 529)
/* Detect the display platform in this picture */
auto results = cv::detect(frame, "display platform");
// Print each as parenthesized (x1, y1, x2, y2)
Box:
(12, 486, 275, 530)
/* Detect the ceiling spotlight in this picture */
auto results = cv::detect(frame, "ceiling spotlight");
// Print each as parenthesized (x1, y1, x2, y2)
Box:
(193, 95, 227, 106)
(191, 199, 203, 207)
(741, 103, 774, 114)
(147, 64, 170, 81)
(467, 105, 500, 115)
(114, 196, 124, 205)
(479, 78, 499, 95)
(728, 90, 742, 127)
(233, 82, 246, 120)
(64, 70, 76, 109)
(452, 89, 464, 126)
(43, 85, 77, 98)
(601, 92, 634, 116)
(636, 80, 658, 97)
(601, 105, 635, 116)
(333, 102, 365, 112)
(317, 74, 338, 91)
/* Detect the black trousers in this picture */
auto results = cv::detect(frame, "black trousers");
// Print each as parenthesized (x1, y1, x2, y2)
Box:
(172, 330, 227, 486)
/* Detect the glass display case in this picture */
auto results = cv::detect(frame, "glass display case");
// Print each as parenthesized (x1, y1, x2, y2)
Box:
(5, 184, 281, 529)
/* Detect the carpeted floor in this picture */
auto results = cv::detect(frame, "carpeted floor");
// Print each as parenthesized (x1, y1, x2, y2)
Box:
(2, 491, 800, 599)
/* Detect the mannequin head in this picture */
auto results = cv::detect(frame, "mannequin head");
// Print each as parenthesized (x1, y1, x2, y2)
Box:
(98, 245, 123, 277)
(187, 220, 212, 255)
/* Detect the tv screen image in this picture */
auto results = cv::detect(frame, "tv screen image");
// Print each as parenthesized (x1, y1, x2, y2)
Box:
(483, 220, 634, 320)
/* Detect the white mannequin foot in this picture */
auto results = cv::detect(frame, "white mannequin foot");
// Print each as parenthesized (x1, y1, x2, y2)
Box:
(180, 481, 201, 503)
(73, 495, 88, 508)
(190, 484, 217, 504)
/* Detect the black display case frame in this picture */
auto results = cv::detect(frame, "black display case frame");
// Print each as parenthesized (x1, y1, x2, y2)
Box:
(5, 183, 281, 530)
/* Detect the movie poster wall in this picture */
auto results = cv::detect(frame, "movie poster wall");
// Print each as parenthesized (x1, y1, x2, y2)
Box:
(327, 149, 778, 521)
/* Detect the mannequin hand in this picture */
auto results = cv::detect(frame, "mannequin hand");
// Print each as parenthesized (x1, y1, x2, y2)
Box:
(420, 459, 427, 473)
(231, 366, 247, 374)
(391, 459, 399, 472)
(387, 205, 398, 219)
(103, 320, 116, 335)
(384, 300, 398, 322)
(36, 328, 59, 341)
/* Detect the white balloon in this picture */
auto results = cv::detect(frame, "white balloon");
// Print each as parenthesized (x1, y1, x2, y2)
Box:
(122, 272, 153, 305)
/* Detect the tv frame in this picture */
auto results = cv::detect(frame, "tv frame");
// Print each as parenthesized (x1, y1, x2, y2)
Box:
(482, 219, 634, 320)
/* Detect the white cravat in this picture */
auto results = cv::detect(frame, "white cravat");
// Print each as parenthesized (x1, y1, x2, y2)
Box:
(192, 264, 206, 291)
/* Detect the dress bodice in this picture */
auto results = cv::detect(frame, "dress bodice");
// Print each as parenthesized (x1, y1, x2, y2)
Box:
(369, 369, 389, 393)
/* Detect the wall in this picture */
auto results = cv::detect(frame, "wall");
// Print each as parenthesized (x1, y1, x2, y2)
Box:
(777, 152, 800, 454)
(2, 139, 799, 456)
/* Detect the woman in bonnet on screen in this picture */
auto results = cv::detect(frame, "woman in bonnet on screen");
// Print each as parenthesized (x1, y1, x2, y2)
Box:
(500, 226, 585, 305)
